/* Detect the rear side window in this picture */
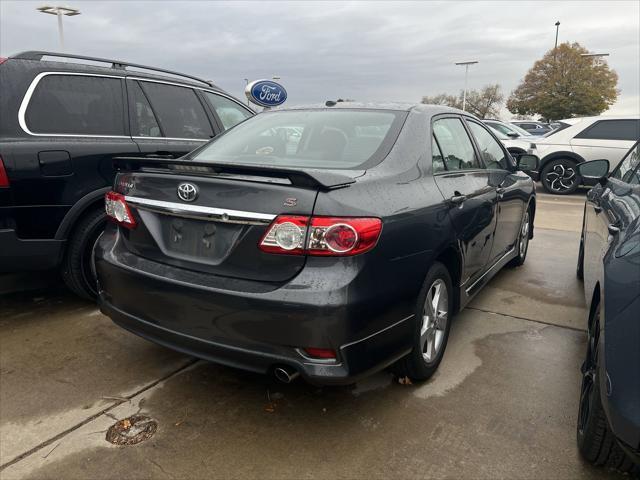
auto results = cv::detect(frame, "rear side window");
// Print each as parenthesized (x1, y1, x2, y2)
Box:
(204, 92, 252, 130)
(467, 121, 509, 170)
(574, 120, 640, 141)
(432, 118, 480, 171)
(139, 82, 213, 139)
(129, 82, 161, 137)
(432, 136, 445, 173)
(25, 74, 125, 135)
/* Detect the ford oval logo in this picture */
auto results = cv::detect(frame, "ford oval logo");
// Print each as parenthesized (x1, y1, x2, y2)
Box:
(245, 79, 287, 108)
(177, 183, 198, 202)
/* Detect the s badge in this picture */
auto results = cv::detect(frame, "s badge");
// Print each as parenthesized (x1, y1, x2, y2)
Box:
(283, 197, 297, 207)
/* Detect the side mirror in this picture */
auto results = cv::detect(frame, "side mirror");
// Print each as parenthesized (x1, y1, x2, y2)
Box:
(517, 154, 540, 172)
(506, 132, 519, 138)
(577, 159, 610, 184)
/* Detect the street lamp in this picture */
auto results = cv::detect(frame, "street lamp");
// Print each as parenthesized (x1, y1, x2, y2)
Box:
(554, 21, 560, 49)
(581, 52, 610, 66)
(37, 5, 81, 51)
(455, 61, 478, 112)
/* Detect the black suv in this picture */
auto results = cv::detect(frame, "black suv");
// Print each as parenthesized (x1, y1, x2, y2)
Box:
(0, 51, 254, 298)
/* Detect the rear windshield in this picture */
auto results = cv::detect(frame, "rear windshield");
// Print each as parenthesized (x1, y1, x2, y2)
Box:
(190, 109, 406, 169)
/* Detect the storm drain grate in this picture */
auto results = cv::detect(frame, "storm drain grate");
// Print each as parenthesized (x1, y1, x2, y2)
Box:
(105, 415, 157, 446)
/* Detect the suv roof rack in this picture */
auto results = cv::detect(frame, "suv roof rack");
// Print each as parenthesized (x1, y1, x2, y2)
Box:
(10, 51, 217, 88)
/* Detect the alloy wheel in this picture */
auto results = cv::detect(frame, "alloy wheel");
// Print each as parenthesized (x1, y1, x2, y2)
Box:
(519, 211, 530, 259)
(578, 309, 600, 434)
(420, 279, 449, 364)
(545, 163, 577, 193)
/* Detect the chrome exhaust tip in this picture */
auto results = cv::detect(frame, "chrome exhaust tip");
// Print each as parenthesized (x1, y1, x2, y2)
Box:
(274, 366, 300, 384)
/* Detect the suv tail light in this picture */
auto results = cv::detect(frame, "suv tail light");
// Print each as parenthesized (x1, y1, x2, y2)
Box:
(0, 155, 9, 187)
(0, 57, 7, 66)
(259, 215, 382, 256)
(105, 191, 137, 229)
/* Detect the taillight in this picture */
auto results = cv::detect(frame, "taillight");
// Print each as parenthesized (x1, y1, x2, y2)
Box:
(303, 347, 337, 360)
(259, 215, 382, 256)
(0, 155, 9, 188)
(0, 58, 7, 66)
(105, 191, 137, 229)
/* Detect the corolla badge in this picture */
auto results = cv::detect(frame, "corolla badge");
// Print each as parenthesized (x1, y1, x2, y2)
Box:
(245, 80, 287, 108)
(177, 183, 198, 202)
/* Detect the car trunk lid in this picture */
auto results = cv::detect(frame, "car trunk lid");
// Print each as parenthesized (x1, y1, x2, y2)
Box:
(112, 157, 360, 283)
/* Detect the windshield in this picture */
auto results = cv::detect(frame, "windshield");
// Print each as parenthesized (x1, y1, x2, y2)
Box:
(190, 109, 406, 170)
(487, 121, 530, 138)
(542, 121, 572, 138)
(507, 123, 532, 136)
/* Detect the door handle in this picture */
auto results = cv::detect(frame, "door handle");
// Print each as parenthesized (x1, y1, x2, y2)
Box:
(593, 206, 602, 214)
(608, 224, 620, 236)
(450, 193, 467, 206)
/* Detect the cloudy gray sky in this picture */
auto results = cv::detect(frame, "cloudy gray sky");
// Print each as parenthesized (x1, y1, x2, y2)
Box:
(1, 1, 638, 118)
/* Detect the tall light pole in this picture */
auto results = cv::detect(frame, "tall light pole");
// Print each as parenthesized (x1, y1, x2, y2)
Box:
(554, 21, 560, 50)
(455, 61, 478, 111)
(37, 5, 81, 51)
(581, 52, 610, 66)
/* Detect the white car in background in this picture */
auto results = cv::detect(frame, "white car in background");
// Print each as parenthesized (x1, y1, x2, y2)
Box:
(530, 116, 640, 194)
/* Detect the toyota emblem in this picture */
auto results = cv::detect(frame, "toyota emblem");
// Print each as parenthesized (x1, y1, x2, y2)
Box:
(177, 183, 198, 202)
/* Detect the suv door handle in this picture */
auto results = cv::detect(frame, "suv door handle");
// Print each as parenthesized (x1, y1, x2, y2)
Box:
(450, 193, 467, 206)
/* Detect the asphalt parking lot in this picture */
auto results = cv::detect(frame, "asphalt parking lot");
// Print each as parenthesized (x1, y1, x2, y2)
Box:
(0, 188, 626, 479)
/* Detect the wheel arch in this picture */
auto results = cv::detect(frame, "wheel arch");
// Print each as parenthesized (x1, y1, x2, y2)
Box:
(55, 187, 109, 240)
(540, 151, 585, 170)
(433, 244, 463, 315)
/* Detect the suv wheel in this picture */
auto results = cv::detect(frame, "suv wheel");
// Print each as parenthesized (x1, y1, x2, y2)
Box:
(577, 301, 635, 473)
(61, 208, 107, 300)
(541, 158, 581, 194)
(396, 262, 453, 381)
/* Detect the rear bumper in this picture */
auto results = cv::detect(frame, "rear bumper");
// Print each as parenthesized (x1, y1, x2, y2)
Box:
(0, 229, 64, 272)
(95, 229, 414, 385)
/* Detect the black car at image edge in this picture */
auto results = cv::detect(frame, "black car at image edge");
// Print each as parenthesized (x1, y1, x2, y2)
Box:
(576, 142, 640, 473)
(0, 51, 254, 298)
(95, 102, 539, 385)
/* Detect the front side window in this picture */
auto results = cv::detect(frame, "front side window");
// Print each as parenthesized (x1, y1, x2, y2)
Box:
(432, 118, 480, 171)
(191, 109, 405, 170)
(611, 143, 640, 185)
(575, 120, 640, 141)
(467, 121, 509, 170)
(25, 74, 125, 135)
(140, 82, 213, 139)
(204, 92, 253, 130)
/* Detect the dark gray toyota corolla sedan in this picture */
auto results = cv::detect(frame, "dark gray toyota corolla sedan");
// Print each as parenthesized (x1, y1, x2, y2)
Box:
(95, 103, 538, 385)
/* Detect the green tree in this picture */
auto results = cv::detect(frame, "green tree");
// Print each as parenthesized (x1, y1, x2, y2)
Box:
(507, 42, 619, 120)
(422, 84, 504, 119)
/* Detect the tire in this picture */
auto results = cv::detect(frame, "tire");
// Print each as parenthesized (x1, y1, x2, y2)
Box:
(396, 262, 453, 381)
(508, 207, 532, 267)
(61, 207, 107, 300)
(577, 234, 585, 280)
(577, 301, 636, 473)
(541, 158, 582, 195)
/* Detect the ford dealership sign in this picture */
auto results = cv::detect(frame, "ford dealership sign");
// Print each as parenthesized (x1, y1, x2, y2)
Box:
(245, 79, 287, 108)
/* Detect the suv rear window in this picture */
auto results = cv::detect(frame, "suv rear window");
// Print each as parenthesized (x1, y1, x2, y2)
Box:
(25, 74, 125, 135)
(574, 119, 640, 141)
(190, 109, 406, 169)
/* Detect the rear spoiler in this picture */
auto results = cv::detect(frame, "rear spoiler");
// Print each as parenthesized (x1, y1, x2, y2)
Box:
(112, 157, 360, 190)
